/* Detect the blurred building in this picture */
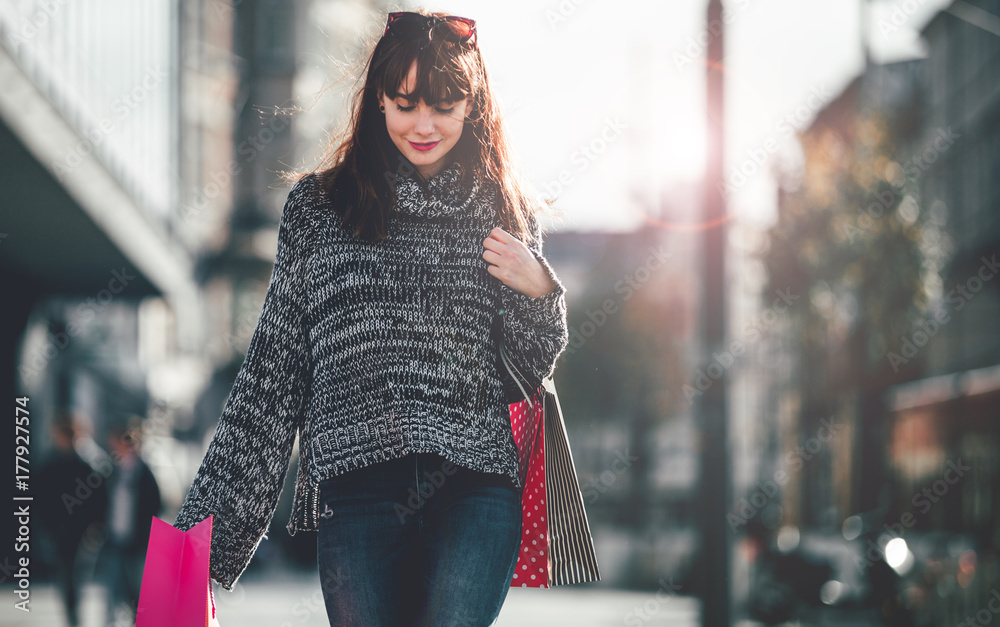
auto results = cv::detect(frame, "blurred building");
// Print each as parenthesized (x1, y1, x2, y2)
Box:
(0, 0, 198, 566)
(0, 1, 188, 440)
(779, 55, 927, 529)
(884, 0, 1000, 534)
(735, 1, 1000, 624)
(0, 0, 396, 583)
(881, 2, 1000, 622)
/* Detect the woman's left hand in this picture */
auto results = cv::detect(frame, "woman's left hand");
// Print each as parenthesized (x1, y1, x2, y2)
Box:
(483, 227, 558, 298)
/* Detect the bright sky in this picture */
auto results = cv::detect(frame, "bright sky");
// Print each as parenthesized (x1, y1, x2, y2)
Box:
(427, 0, 953, 232)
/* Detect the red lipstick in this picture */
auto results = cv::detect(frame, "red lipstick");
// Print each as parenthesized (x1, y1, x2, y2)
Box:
(409, 140, 440, 152)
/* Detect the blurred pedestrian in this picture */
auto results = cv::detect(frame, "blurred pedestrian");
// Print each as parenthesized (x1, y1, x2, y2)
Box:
(173, 7, 570, 626)
(36, 415, 107, 627)
(102, 419, 162, 625)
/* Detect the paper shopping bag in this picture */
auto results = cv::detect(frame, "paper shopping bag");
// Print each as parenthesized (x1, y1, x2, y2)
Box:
(539, 377, 600, 586)
(135, 515, 221, 627)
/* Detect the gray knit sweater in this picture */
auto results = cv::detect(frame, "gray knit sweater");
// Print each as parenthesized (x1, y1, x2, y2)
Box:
(172, 159, 569, 590)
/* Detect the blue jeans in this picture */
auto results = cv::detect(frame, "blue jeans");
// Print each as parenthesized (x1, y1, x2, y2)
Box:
(317, 452, 522, 627)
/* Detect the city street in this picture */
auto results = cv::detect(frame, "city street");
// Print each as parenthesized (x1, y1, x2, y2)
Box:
(2, 1, 993, 627)
(3, 569, 701, 627)
(4, 574, 890, 626)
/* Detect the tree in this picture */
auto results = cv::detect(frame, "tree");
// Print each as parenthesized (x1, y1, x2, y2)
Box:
(760, 106, 927, 521)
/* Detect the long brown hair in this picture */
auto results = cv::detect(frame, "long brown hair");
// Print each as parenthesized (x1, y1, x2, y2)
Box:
(286, 8, 552, 243)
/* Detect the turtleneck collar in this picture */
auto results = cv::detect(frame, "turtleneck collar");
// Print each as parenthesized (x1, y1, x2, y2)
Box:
(394, 158, 482, 219)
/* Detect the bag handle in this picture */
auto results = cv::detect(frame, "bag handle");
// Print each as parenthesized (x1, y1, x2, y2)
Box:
(207, 578, 220, 626)
(498, 338, 538, 408)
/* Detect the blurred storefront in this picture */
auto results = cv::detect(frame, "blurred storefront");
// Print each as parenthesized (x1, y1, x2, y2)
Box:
(737, 3, 1000, 625)
(883, 4, 1000, 623)
(0, 0, 430, 589)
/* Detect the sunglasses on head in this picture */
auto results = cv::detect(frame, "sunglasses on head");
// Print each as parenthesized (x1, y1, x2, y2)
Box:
(383, 11, 477, 48)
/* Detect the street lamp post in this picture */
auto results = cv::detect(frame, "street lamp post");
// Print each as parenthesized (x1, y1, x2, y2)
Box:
(698, 0, 731, 626)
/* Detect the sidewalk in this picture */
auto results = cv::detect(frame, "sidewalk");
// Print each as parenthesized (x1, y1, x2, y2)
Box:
(498, 586, 699, 626)
(3, 573, 700, 626)
(4, 577, 890, 627)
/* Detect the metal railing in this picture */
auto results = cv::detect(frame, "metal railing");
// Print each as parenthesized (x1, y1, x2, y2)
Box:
(0, 0, 177, 227)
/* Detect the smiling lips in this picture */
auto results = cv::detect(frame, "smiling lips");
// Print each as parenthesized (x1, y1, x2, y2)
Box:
(409, 140, 440, 152)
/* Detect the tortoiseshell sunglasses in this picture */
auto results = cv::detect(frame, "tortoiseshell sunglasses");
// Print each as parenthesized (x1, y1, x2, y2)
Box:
(383, 12, 477, 48)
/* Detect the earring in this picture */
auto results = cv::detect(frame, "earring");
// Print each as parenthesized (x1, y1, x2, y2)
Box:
(379, 104, 385, 113)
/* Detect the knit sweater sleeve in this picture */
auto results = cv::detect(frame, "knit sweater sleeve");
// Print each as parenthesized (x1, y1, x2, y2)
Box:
(497, 214, 569, 385)
(172, 178, 313, 591)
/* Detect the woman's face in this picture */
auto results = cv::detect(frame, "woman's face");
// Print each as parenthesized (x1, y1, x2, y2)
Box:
(380, 60, 472, 180)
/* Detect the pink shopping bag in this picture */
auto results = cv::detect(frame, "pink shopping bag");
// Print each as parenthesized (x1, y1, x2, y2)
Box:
(134, 515, 220, 627)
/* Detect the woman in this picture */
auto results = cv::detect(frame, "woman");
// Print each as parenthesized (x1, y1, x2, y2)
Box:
(173, 8, 569, 626)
